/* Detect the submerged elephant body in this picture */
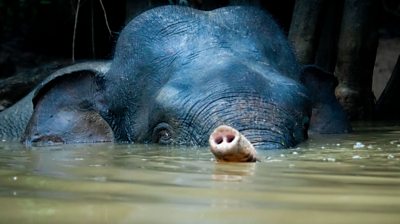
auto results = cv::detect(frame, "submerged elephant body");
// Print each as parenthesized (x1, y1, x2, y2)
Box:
(1, 6, 350, 149)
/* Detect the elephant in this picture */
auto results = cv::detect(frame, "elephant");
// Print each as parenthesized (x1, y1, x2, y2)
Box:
(0, 5, 351, 149)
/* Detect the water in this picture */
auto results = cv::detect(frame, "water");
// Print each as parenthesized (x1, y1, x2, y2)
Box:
(0, 124, 399, 224)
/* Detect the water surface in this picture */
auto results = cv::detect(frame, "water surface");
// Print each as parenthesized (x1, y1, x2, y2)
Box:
(0, 124, 399, 224)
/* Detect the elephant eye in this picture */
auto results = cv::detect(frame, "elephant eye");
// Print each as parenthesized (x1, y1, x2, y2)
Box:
(152, 123, 174, 144)
(29, 134, 65, 146)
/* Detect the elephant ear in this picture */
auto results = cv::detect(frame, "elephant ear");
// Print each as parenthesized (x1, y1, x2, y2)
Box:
(23, 69, 114, 146)
(300, 65, 352, 134)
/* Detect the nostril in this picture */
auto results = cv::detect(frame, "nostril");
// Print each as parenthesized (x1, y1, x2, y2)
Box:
(215, 136, 223, 144)
(226, 134, 235, 143)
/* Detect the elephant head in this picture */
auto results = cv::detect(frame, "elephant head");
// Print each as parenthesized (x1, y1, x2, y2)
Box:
(20, 6, 350, 149)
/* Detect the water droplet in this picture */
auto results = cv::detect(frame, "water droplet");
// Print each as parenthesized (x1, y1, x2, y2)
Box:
(12, 176, 18, 181)
(93, 176, 107, 182)
(353, 142, 365, 149)
(387, 154, 395, 159)
(323, 157, 336, 162)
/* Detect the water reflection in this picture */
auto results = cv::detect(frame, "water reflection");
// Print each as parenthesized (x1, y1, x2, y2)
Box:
(0, 124, 399, 223)
(212, 162, 256, 181)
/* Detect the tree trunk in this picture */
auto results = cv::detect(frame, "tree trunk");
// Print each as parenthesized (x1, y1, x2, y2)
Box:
(314, 0, 344, 73)
(288, 0, 326, 65)
(375, 55, 400, 120)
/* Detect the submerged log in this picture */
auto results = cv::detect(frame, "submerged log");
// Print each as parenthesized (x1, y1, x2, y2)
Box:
(334, 0, 380, 120)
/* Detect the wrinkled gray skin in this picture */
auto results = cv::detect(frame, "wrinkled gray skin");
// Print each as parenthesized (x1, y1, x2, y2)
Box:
(0, 61, 111, 142)
(102, 6, 310, 149)
(0, 6, 350, 149)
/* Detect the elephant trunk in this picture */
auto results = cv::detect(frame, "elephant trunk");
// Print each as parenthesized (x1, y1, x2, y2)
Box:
(209, 125, 258, 162)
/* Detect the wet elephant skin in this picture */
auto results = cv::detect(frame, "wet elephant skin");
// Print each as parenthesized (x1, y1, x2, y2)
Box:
(1, 6, 350, 149)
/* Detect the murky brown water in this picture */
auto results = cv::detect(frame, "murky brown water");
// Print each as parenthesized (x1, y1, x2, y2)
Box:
(0, 123, 399, 224)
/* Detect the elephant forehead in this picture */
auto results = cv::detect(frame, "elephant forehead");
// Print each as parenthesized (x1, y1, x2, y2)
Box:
(155, 85, 183, 104)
